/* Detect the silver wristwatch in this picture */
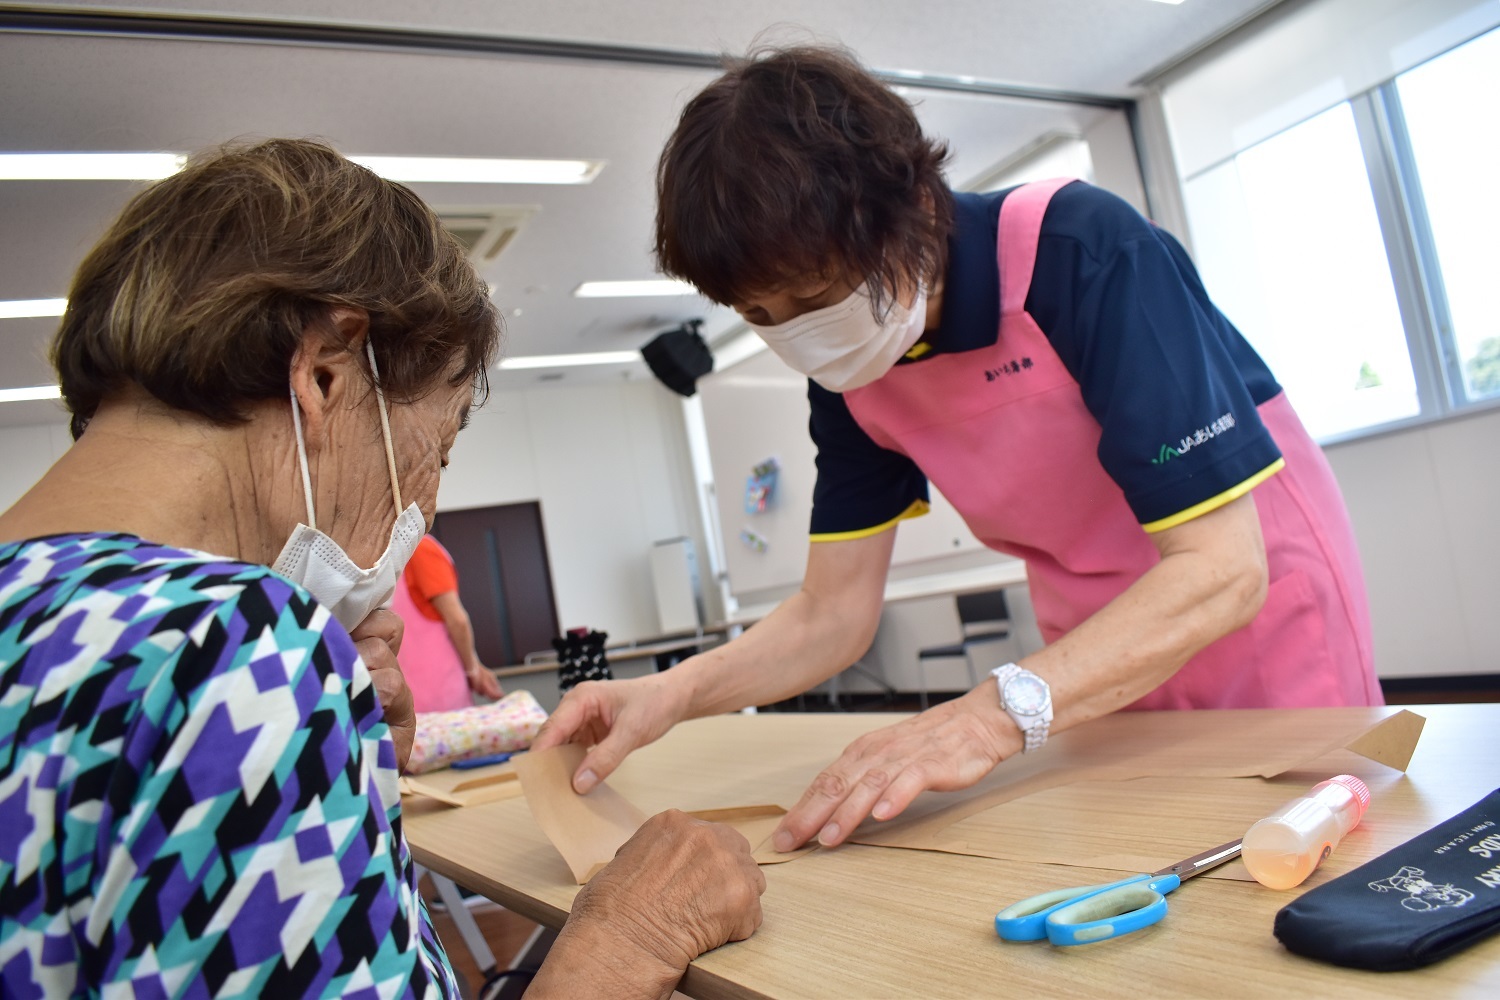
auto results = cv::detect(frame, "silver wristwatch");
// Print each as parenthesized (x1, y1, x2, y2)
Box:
(992, 663, 1052, 753)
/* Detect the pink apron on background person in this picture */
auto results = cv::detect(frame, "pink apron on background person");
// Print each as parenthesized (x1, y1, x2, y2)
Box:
(391, 573, 473, 714)
(844, 177, 1381, 710)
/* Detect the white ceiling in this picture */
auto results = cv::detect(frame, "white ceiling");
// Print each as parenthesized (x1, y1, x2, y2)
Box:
(0, 0, 1281, 426)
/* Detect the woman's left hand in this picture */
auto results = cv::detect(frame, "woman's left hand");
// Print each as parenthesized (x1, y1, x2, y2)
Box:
(350, 609, 415, 771)
(772, 683, 1020, 852)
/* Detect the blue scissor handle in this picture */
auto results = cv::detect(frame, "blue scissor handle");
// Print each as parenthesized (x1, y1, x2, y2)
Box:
(996, 876, 1142, 941)
(995, 873, 1182, 944)
(1045, 874, 1180, 945)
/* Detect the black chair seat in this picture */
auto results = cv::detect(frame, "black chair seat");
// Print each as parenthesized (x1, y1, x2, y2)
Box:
(918, 628, 1010, 660)
(916, 589, 1014, 709)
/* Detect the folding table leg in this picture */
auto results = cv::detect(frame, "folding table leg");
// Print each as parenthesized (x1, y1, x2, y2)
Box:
(422, 866, 498, 990)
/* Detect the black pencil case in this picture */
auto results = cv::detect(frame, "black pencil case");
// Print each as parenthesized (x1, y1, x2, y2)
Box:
(1273, 788, 1500, 970)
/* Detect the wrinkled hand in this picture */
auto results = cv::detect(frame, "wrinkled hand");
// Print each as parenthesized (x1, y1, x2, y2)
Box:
(772, 684, 1019, 852)
(466, 663, 503, 701)
(531, 673, 690, 793)
(350, 610, 414, 771)
(571, 810, 766, 977)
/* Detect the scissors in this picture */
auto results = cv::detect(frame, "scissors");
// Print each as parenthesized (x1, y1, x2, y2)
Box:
(995, 839, 1242, 946)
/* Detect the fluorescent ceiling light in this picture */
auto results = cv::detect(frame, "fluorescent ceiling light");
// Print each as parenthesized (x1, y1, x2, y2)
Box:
(499, 351, 641, 370)
(0, 152, 601, 185)
(0, 298, 67, 319)
(0, 153, 186, 180)
(573, 280, 699, 298)
(0, 384, 62, 403)
(349, 156, 603, 185)
(1145, 1, 1187, 5)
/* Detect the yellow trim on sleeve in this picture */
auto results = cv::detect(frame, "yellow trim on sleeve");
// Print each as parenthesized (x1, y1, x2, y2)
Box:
(810, 498, 931, 543)
(904, 341, 933, 360)
(1140, 458, 1286, 534)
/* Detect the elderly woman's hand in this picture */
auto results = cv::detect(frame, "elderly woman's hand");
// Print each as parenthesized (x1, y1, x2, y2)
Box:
(527, 810, 766, 998)
(349, 610, 415, 771)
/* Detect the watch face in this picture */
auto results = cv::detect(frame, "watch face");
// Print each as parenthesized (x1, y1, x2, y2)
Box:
(1004, 674, 1049, 716)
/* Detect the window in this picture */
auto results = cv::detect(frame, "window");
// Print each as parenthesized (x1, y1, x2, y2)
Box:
(1183, 104, 1416, 439)
(1174, 24, 1500, 441)
(1395, 27, 1500, 403)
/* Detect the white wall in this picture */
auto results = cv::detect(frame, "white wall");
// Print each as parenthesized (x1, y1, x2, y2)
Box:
(0, 378, 707, 649)
(439, 377, 706, 645)
(1324, 407, 1500, 679)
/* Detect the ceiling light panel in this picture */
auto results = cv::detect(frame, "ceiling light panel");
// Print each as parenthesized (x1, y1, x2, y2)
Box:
(573, 280, 699, 298)
(499, 351, 641, 370)
(0, 298, 68, 319)
(0, 385, 63, 403)
(0, 153, 186, 180)
(0, 153, 601, 185)
(349, 156, 603, 184)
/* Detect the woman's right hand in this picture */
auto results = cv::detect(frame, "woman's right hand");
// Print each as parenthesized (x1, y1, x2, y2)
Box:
(531, 672, 691, 793)
(528, 810, 766, 998)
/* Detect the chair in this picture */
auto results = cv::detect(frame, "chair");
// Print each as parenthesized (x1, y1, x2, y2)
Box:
(916, 589, 1013, 709)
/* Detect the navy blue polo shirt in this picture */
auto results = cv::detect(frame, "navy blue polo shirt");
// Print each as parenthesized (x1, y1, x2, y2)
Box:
(808, 181, 1284, 539)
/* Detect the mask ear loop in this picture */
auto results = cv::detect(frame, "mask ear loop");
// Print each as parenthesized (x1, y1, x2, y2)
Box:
(365, 339, 404, 512)
(289, 384, 317, 532)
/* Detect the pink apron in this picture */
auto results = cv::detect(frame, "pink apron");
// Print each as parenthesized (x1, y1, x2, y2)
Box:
(844, 178, 1381, 709)
(391, 574, 472, 714)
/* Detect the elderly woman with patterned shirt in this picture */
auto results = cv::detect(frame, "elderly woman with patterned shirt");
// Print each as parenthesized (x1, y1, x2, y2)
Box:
(0, 139, 763, 999)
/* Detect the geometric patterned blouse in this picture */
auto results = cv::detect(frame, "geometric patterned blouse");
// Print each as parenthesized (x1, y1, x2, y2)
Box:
(0, 533, 460, 998)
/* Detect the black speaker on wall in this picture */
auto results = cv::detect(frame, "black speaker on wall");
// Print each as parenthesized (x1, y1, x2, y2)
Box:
(642, 319, 713, 397)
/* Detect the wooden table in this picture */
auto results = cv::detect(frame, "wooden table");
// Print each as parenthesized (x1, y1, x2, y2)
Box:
(406, 705, 1500, 998)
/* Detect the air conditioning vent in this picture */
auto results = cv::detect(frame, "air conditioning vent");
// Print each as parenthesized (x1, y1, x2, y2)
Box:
(435, 205, 539, 263)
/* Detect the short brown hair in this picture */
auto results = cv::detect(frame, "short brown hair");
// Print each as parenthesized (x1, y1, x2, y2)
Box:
(655, 46, 953, 314)
(53, 138, 499, 438)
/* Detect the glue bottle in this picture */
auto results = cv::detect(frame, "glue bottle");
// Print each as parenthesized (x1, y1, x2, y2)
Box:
(1241, 775, 1370, 890)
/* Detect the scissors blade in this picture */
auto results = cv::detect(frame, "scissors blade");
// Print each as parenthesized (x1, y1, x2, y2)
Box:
(1152, 839, 1242, 881)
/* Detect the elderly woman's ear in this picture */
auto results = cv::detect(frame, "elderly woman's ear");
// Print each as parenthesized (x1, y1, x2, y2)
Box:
(288, 306, 371, 453)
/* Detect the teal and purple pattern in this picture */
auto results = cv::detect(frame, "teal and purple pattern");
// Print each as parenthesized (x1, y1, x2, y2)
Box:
(0, 533, 459, 998)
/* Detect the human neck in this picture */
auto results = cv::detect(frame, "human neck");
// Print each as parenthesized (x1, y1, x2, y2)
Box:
(0, 394, 290, 563)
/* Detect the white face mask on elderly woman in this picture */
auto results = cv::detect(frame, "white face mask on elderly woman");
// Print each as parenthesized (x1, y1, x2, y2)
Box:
(272, 340, 426, 632)
(747, 284, 928, 393)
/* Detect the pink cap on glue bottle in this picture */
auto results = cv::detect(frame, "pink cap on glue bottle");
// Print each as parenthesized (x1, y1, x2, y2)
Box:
(1241, 775, 1370, 891)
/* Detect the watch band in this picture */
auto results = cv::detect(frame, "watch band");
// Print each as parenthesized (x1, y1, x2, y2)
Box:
(992, 663, 1052, 753)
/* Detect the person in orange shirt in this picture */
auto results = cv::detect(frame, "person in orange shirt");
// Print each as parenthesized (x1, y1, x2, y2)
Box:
(394, 534, 503, 712)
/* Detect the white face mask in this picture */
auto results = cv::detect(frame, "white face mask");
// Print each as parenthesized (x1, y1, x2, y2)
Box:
(272, 340, 426, 632)
(748, 284, 928, 392)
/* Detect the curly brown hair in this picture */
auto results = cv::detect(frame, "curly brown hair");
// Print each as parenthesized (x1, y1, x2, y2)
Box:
(52, 138, 500, 438)
(655, 45, 953, 316)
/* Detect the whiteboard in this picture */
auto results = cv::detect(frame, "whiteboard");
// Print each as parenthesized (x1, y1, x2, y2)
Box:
(697, 348, 984, 599)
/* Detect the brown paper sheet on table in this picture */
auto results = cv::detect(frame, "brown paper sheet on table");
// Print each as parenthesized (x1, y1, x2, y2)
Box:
(686, 806, 818, 865)
(516, 744, 648, 883)
(516, 745, 815, 883)
(399, 764, 523, 808)
(850, 708, 1426, 863)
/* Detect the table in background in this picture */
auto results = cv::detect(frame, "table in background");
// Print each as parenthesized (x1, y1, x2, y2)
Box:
(722, 560, 1030, 627)
(406, 705, 1500, 998)
(487, 633, 726, 713)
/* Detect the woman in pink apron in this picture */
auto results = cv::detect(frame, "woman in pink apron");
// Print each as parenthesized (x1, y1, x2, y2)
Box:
(394, 534, 503, 712)
(535, 45, 1382, 852)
